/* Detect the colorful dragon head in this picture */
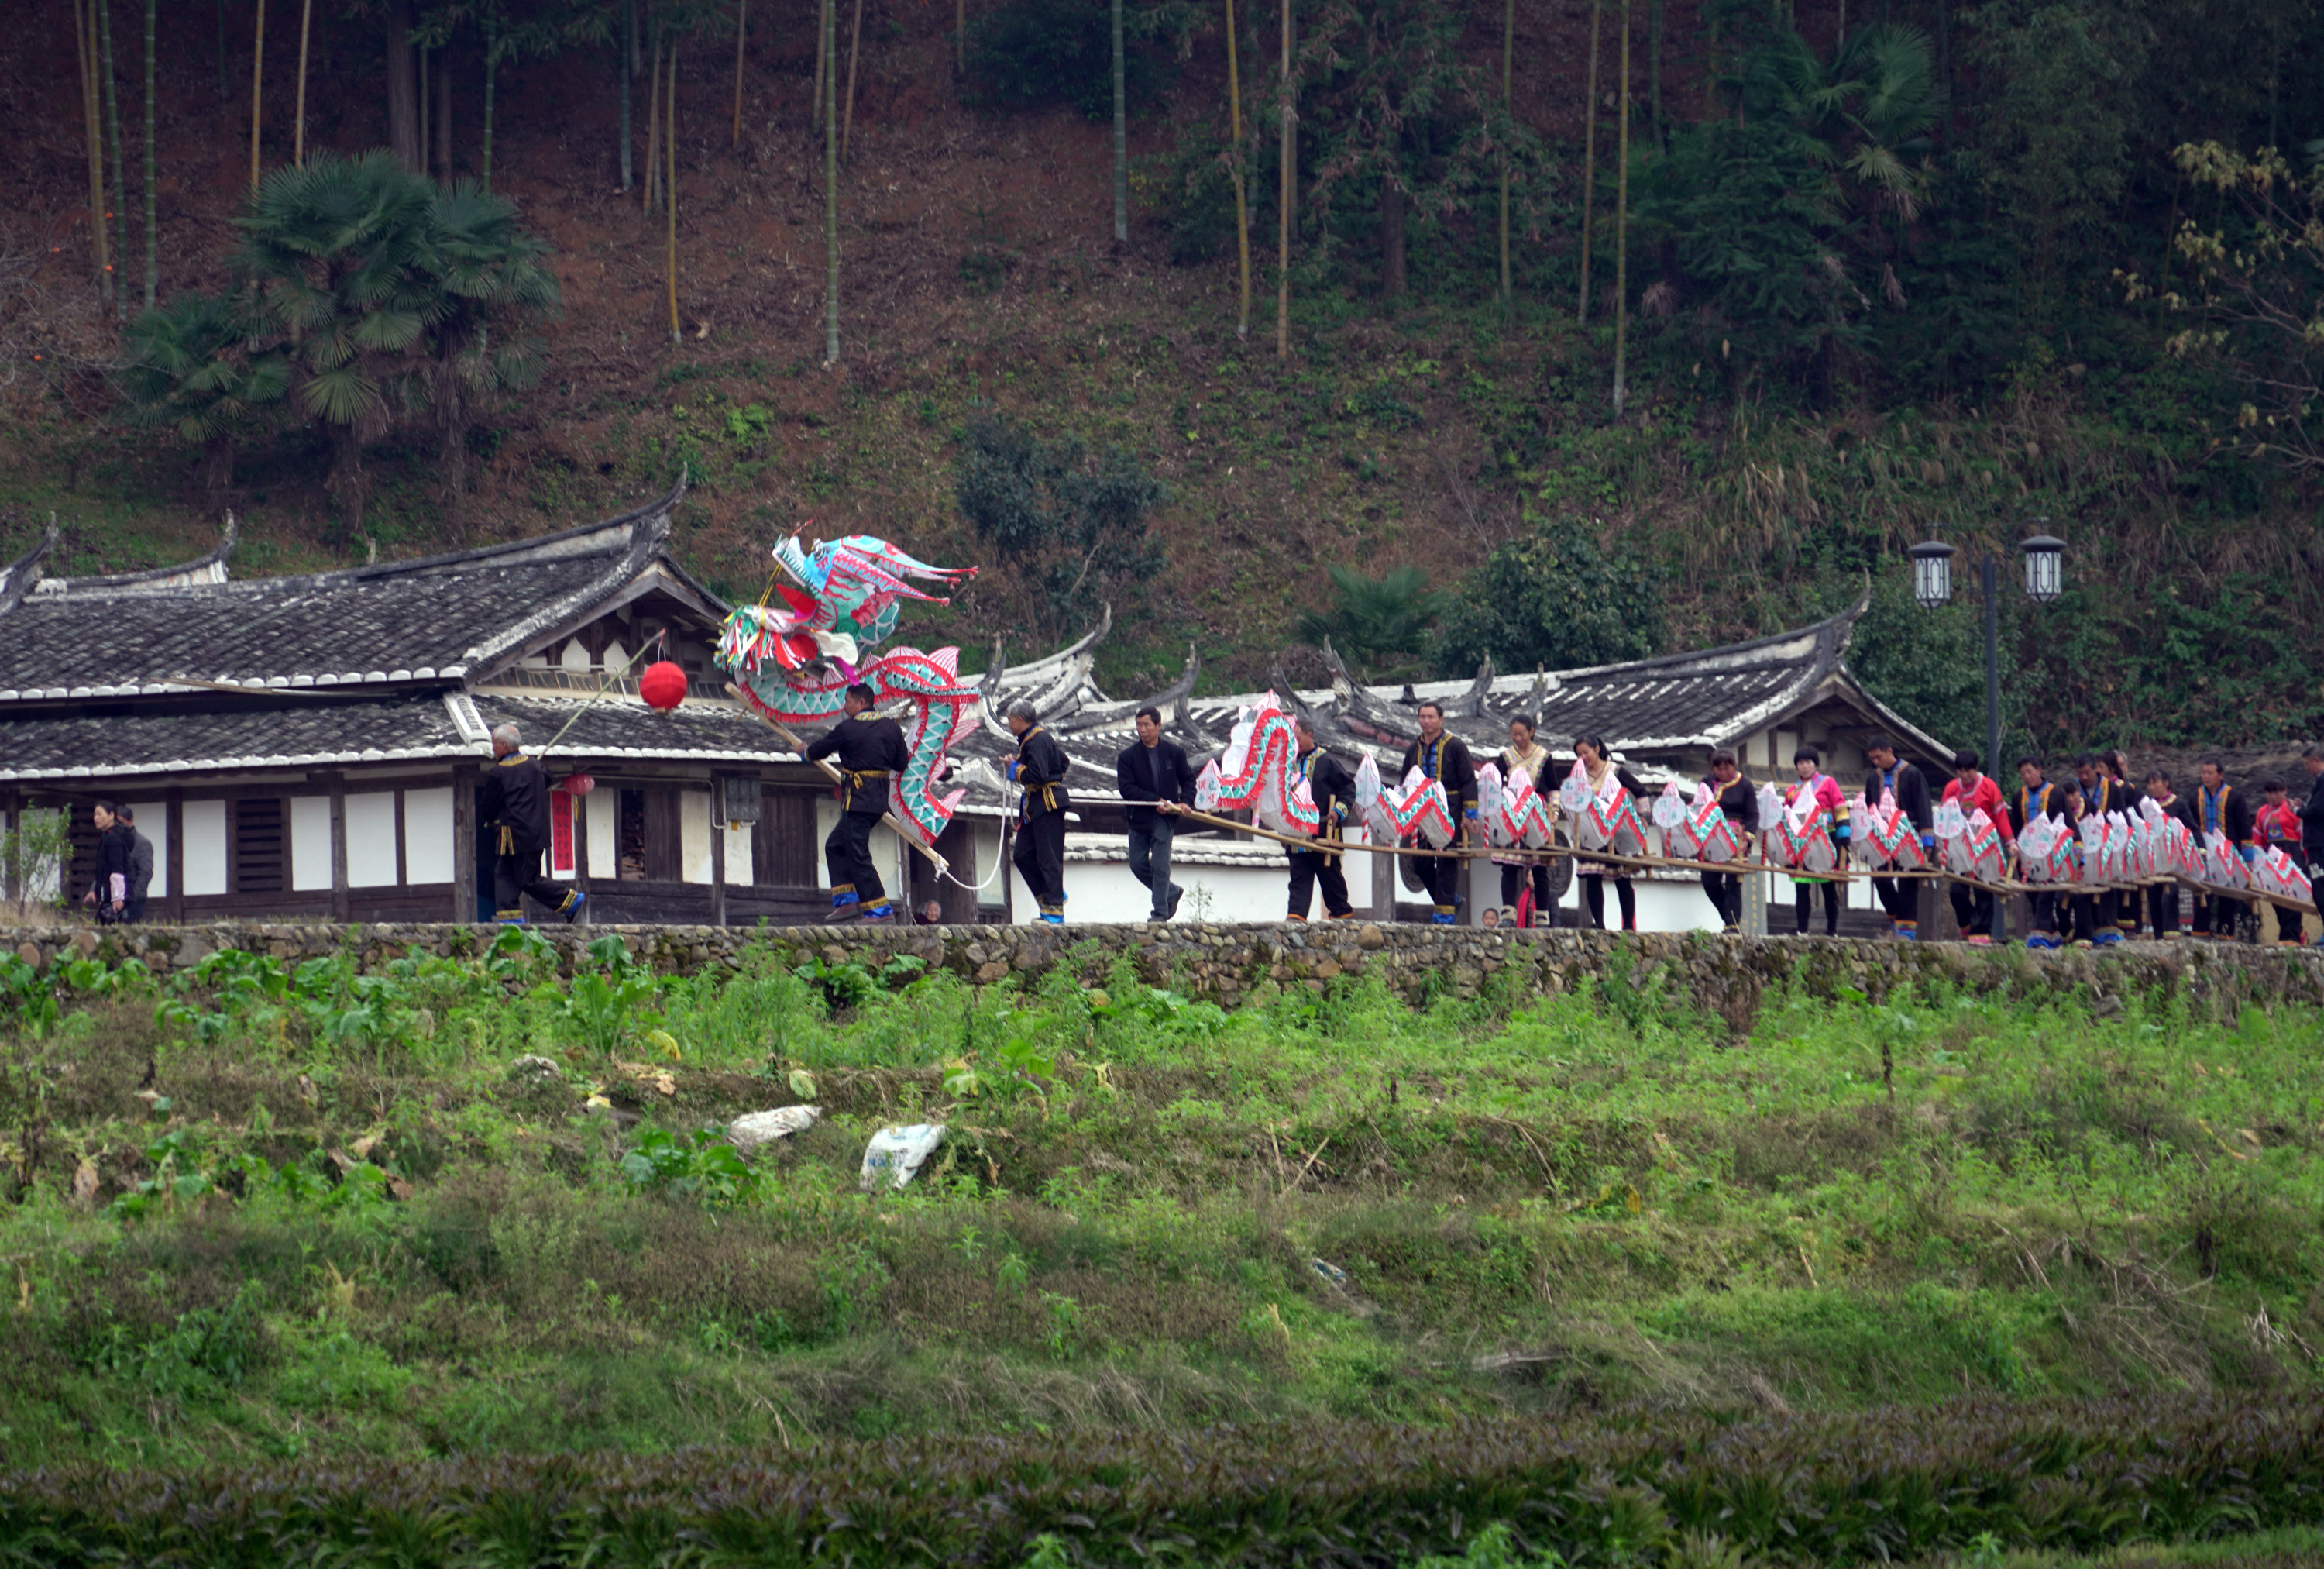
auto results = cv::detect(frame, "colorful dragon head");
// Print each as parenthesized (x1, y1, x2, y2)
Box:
(716, 533, 985, 848)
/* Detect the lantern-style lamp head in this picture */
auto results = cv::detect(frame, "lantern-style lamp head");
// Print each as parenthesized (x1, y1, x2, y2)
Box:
(2020, 533, 2064, 605)
(1907, 537, 1956, 609)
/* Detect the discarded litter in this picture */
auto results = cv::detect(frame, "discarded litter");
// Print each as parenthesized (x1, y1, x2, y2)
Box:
(727, 1104, 823, 1158)
(861, 1123, 946, 1190)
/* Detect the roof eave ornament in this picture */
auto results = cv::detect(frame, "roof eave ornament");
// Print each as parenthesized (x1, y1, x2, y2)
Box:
(0, 519, 61, 620)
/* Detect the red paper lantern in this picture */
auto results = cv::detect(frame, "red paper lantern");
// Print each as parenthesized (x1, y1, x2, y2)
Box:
(559, 772, 596, 797)
(638, 661, 689, 711)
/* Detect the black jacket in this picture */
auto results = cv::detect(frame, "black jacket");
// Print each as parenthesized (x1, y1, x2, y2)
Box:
(808, 713, 911, 814)
(2193, 781, 2254, 848)
(1012, 725, 1072, 821)
(1297, 745, 1356, 839)
(1705, 775, 1759, 834)
(480, 751, 555, 860)
(92, 822, 135, 900)
(128, 831, 154, 901)
(1864, 760, 1934, 834)
(2007, 779, 2062, 838)
(2302, 769, 2324, 857)
(1116, 738, 1199, 830)
(1400, 732, 1478, 814)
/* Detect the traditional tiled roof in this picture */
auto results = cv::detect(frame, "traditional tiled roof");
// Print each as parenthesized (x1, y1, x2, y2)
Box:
(0, 694, 473, 782)
(965, 591, 1951, 801)
(471, 692, 801, 767)
(0, 483, 693, 704)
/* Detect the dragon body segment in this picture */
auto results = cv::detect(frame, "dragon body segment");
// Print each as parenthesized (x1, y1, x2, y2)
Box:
(716, 535, 983, 848)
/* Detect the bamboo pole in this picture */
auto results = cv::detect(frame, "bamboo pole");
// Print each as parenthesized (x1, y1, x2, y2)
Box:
(76, 0, 112, 308)
(821, 0, 839, 363)
(97, 0, 128, 319)
(141, 0, 156, 307)
(841, 0, 862, 163)
(1274, 0, 1291, 358)
(731, 0, 746, 148)
(642, 29, 662, 211)
(1497, 0, 1512, 301)
(293, 0, 312, 165)
(666, 43, 679, 342)
(1225, 0, 1250, 339)
(1577, 0, 1600, 324)
(1611, 0, 1630, 413)
(249, 0, 266, 190)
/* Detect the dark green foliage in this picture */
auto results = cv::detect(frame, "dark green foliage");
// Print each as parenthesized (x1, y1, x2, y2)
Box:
(954, 415, 1166, 645)
(117, 293, 290, 513)
(962, 0, 1183, 120)
(1434, 514, 1662, 676)
(1294, 563, 1446, 679)
(0, 1395, 2317, 1563)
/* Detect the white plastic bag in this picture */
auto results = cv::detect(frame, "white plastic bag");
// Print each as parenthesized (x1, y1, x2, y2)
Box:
(861, 1123, 947, 1189)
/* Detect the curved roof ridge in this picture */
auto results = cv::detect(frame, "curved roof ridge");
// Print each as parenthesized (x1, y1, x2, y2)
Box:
(33, 515, 239, 594)
(0, 525, 60, 619)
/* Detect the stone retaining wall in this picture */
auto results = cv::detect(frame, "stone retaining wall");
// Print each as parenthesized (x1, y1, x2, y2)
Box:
(10, 920, 2324, 1027)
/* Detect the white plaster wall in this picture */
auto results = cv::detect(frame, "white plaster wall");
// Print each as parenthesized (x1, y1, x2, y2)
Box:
(585, 789, 617, 879)
(125, 802, 167, 896)
(724, 821, 754, 886)
(183, 800, 226, 896)
(345, 793, 399, 886)
(289, 796, 332, 891)
(403, 788, 454, 885)
(679, 789, 713, 884)
(813, 797, 840, 888)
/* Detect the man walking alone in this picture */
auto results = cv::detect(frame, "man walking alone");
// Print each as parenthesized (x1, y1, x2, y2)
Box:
(481, 724, 586, 924)
(1116, 705, 1197, 921)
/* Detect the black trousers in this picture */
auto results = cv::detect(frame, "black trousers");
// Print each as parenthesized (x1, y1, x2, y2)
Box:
(1949, 883, 1996, 938)
(2145, 882, 2179, 938)
(1500, 862, 1552, 918)
(1794, 879, 1840, 936)
(1582, 875, 1635, 930)
(825, 810, 888, 908)
(1289, 845, 1352, 919)
(494, 847, 570, 919)
(1872, 876, 1917, 924)
(2027, 889, 2061, 935)
(1414, 852, 1462, 918)
(2068, 893, 2098, 943)
(2192, 892, 2250, 938)
(1700, 870, 1742, 927)
(1012, 810, 1068, 916)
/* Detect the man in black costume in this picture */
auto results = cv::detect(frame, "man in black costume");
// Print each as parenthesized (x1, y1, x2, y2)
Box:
(481, 724, 586, 924)
(1863, 737, 1934, 940)
(806, 682, 910, 923)
(1007, 699, 1072, 924)
(1288, 714, 1356, 921)
(1116, 704, 1198, 922)
(1400, 700, 1477, 925)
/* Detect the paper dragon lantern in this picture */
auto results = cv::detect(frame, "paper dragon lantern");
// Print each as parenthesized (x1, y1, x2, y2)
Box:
(1477, 762, 1557, 850)
(1849, 789, 1925, 872)
(2015, 814, 2080, 885)
(1354, 753, 1456, 849)
(1654, 780, 1746, 863)
(2254, 846, 2314, 905)
(1936, 798, 2009, 883)
(717, 532, 982, 850)
(1759, 781, 1840, 875)
(2203, 830, 2251, 889)
(1560, 760, 1646, 858)
(1193, 693, 1323, 836)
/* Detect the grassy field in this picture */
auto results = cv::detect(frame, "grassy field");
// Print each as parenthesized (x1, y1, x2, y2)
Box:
(2, 932, 2322, 1560)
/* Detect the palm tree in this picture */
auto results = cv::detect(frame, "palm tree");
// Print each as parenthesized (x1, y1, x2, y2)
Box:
(119, 292, 291, 515)
(1294, 563, 1446, 680)
(235, 151, 440, 541)
(421, 181, 562, 538)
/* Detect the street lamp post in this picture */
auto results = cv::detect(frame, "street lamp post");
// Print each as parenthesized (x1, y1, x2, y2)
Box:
(1906, 523, 2064, 779)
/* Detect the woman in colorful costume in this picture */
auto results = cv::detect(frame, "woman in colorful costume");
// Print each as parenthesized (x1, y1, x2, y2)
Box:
(1573, 735, 1645, 931)
(1783, 745, 1849, 938)
(1495, 717, 1556, 927)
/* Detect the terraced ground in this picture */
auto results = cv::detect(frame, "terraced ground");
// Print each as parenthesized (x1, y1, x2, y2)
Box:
(2, 931, 2322, 1563)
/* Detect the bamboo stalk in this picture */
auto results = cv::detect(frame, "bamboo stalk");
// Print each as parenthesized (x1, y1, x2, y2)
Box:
(1225, 0, 1250, 339)
(841, 0, 862, 163)
(731, 0, 746, 148)
(293, 0, 312, 165)
(249, 0, 266, 190)
(76, 0, 112, 308)
(821, 0, 839, 363)
(1611, 0, 1630, 413)
(1497, 0, 1512, 301)
(97, 0, 128, 318)
(811, 0, 826, 130)
(1274, 0, 1291, 358)
(642, 29, 662, 212)
(418, 42, 431, 173)
(142, 0, 156, 307)
(1577, 0, 1600, 324)
(666, 43, 679, 342)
